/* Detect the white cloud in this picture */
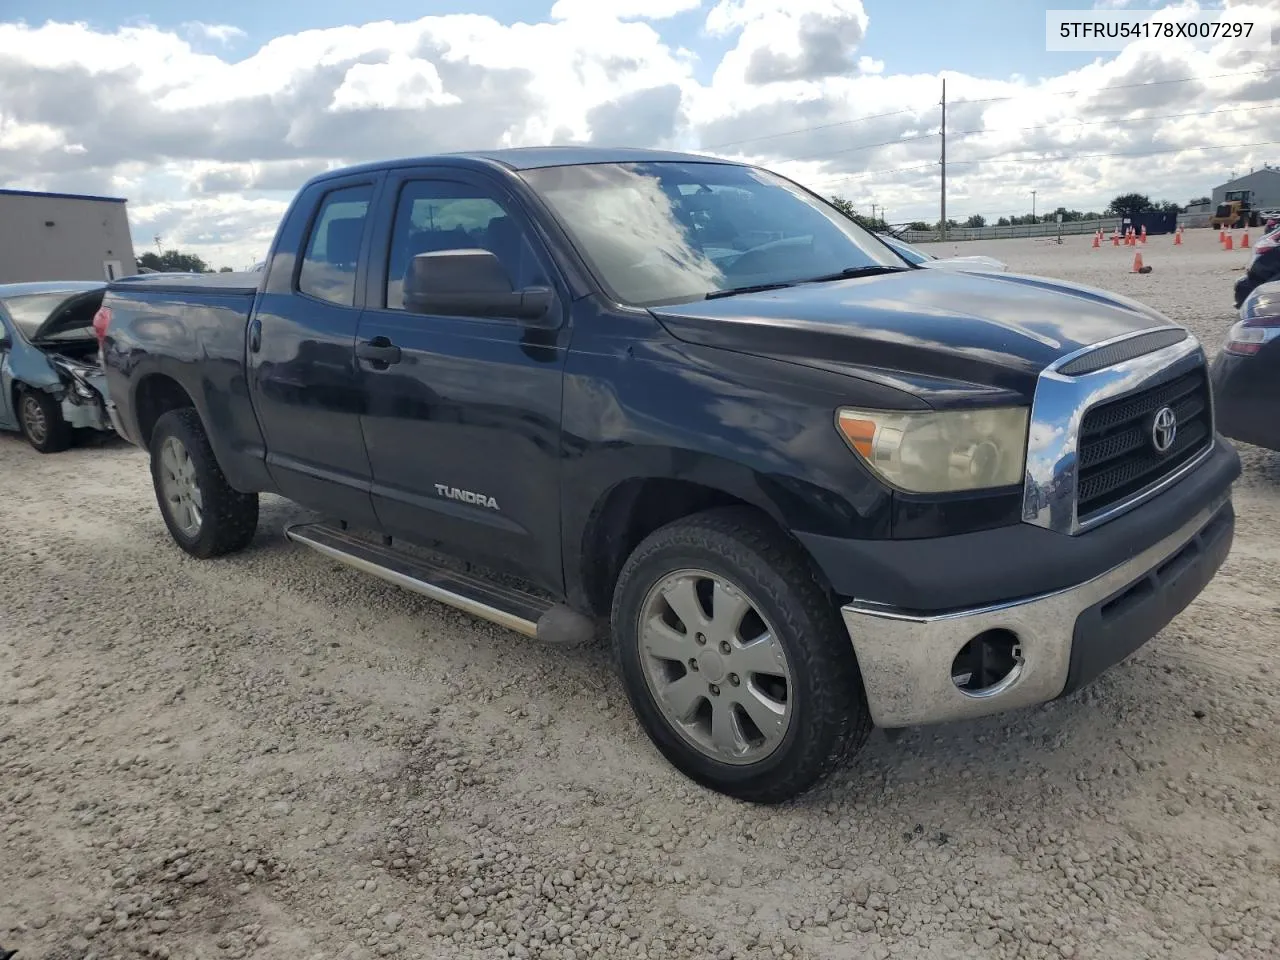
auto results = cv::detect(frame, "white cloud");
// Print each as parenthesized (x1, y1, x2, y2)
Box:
(0, 4, 1277, 268)
(328, 54, 460, 111)
(184, 22, 247, 44)
(550, 0, 703, 20)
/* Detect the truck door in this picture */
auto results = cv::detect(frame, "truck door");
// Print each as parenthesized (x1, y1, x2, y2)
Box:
(248, 174, 384, 526)
(354, 169, 571, 595)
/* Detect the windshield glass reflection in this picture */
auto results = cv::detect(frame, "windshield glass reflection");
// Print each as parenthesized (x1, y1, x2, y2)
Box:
(521, 161, 905, 307)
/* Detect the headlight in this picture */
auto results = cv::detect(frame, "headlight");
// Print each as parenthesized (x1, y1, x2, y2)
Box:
(836, 406, 1029, 493)
(73, 380, 95, 399)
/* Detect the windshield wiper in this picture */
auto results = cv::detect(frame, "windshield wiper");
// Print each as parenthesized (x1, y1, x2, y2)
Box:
(704, 281, 800, 300)
(703, 265, 908, 300)
(800, 265, 910, 284)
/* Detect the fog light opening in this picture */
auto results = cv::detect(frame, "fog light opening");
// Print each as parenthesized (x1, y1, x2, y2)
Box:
(952, 629, 1024, 699)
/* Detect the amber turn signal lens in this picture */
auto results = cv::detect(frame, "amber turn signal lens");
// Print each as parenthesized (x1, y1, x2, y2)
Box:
(836, 413, 877, 458)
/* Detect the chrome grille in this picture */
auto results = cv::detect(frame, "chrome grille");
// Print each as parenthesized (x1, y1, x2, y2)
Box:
(1076, 367, 1212, 520)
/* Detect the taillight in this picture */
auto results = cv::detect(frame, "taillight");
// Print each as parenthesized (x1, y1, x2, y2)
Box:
(92, 305, 112, 345)
(1224, 316, 1280, 357)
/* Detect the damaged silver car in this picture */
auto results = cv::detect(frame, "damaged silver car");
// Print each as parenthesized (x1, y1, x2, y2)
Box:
(0, 281, 115, 453)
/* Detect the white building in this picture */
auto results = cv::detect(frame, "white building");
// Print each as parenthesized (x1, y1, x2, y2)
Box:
(0, 187, 138, 284)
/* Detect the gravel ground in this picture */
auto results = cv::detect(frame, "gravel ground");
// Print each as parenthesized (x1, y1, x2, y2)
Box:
(3, 226, 1278, 960)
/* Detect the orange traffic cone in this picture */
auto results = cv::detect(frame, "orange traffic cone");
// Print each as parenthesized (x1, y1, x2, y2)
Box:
(1140, 225, 1147, 244)
(1112, 231, 1120, 247)
(1131, 251, 1144, 272)
(1224, 232, 1234, 250)
(1242, 230, 1250, 248)
(1220, 226, 1227, 243)
(1092, 232, 1100, 248)
(1174, 228, 1182, 246)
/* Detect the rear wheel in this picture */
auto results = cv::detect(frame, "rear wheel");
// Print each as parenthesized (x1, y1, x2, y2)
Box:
(149, 408, 259, 558)
(18, 388, 72, 453)
(611, 507, 871, 803)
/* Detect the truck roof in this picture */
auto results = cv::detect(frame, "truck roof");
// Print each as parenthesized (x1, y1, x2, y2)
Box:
(311, 146, 744, 183)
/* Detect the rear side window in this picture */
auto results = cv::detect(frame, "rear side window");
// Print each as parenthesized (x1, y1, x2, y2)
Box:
(298, 184, 373, 306)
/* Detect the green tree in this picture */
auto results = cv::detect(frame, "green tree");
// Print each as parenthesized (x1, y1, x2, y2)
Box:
(1157, 200, 1182, 214)
(963, 214, 986, 228)
(1106, 193, 1154, 217)
(907, 221, 930, 231)
(219, 266, 234, 273)
(827, 194, 889, 232)
(828, 195, 857, 219)
(137, 249, 211, 273)
(1189, 196, 1211, 206)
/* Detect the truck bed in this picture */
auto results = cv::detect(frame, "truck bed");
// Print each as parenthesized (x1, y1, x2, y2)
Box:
(100, 271, 268, 492)
(110, 271, 262, 296)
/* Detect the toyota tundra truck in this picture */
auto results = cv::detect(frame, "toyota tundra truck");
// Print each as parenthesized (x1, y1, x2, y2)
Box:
(96, 147, 1239, 803)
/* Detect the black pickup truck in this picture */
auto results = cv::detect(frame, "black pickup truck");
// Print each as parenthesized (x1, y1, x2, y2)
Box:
(97, 147, 1239, 803)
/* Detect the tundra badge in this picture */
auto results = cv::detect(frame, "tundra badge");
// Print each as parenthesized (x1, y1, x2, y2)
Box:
(434, 484, 500, 511)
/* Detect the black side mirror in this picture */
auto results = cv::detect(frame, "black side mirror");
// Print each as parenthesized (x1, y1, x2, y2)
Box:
(403, 249, 554, 324)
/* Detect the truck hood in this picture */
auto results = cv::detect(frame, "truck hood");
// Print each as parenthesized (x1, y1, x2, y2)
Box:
(649, 268, 1175, 405)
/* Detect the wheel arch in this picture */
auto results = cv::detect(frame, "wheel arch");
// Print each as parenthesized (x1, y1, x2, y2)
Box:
(132, 372, 198, 449)
(574, 475, 838, 618)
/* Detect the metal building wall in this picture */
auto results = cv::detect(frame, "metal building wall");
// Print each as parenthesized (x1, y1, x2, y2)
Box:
(0, 190, 138, 284)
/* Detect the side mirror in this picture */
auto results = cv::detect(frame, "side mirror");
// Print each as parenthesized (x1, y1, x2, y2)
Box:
(404, 249, 554, 324)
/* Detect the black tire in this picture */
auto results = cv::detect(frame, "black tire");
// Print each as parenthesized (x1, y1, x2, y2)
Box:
(611, 506, 872, 804)
(17, 387, 73, 453)
(149, 407, 259, 558)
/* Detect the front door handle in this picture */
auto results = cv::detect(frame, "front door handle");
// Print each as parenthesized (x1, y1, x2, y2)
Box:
(356, 336, 402, 368)
(248, 318, 262, 353)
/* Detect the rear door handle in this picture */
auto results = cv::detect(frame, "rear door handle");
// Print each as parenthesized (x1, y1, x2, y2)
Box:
(356, 336, 402, 367)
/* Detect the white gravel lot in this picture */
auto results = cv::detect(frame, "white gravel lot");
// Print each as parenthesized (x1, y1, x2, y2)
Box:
(3, 226, 1278, 960)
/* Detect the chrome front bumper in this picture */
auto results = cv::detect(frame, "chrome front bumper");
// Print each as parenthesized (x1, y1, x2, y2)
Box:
(841, 491, 1231, 729)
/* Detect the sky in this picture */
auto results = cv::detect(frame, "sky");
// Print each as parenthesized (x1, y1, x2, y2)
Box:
(2, 0, 1278, 269)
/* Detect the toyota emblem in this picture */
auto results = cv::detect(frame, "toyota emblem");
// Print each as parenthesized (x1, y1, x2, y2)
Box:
(1151, 405, 1177, 454)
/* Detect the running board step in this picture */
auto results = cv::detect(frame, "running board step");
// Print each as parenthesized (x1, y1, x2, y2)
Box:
(284, 521, 596, 644)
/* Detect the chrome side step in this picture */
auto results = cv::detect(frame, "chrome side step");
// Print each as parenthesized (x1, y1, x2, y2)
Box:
(284, 521, 596, 644)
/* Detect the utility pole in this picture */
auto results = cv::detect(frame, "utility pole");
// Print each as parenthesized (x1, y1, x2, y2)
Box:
(939, 77, 947, 241)
(1031, 190, 1037, 221)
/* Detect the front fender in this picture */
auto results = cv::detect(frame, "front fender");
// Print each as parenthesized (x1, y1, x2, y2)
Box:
(7, 337, 61, 391)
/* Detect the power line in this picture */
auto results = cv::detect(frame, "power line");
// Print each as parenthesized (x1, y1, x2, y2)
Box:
(701, 107, 922, 151)
(949, 66, 1280, 106)
(812, 162, 937, 189)
(703, 66, 1280, 160)
(809, 138, 1280, 192)
(949, 100, 1280, 143)
(770, 100, 1280, 167)
(950, 138, 1280, 167)
(777, 131, 936, 164)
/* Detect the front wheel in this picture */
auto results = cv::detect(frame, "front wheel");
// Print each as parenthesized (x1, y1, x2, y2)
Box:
(611, 507, 872, 804)
(149, 407, 259, 558)
(18, 388, 72, 453)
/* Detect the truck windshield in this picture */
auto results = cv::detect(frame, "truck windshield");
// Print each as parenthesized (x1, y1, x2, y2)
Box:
(520, 161, 907, 307)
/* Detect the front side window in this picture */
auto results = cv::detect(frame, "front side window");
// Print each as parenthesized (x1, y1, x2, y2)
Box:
(298, 184, 373, 306)
(384, 180, 548, 310)
(520, 161, 905, 307)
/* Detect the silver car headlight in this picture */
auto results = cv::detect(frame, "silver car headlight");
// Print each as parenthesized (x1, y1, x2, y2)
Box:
(836, 406, 1029, 493)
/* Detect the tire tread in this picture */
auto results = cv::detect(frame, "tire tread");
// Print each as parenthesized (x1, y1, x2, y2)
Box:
(150, 407, 258, 558)
(611, 506, 872, 804)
